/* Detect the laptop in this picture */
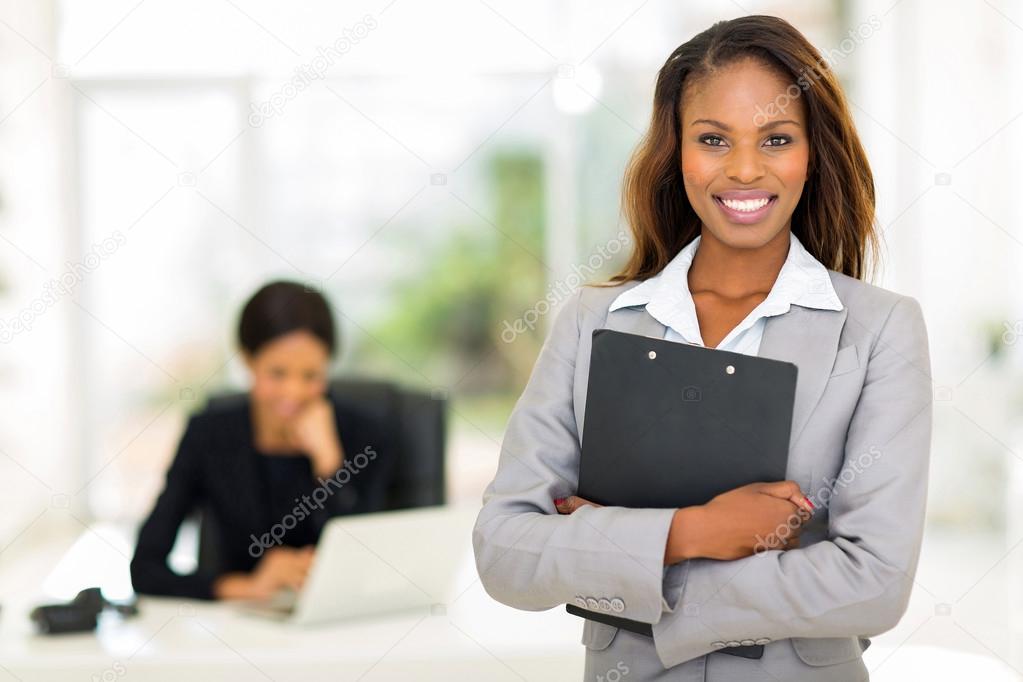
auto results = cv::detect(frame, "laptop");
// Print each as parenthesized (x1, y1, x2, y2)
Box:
(239, 504, 477, 626)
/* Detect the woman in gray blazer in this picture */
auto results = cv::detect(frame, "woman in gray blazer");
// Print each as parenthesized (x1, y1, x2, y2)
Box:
(473, 15, 932, 682)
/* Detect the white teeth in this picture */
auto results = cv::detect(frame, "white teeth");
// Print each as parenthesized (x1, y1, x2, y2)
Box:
(719, 197, 771, 212)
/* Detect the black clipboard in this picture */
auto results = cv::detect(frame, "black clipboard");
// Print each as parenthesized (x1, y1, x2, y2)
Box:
(565, 328, 798, 659)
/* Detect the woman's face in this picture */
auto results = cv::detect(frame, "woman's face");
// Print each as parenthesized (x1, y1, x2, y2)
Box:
(679, 58, 810, 250)
(245, 330, 330, 421)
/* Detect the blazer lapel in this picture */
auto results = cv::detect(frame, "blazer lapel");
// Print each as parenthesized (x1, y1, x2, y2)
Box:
(758, 305, 847, 446)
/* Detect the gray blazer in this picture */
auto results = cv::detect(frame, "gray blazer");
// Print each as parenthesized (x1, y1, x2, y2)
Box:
(472, 270, 933, 681)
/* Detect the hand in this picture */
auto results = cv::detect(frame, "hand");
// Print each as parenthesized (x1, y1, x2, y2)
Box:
(667, 481, 813, 563)
(251, 545, 315, 595)
(554, 496, 602, 514)
(553, 482, 813, 565)
(213, 546, 316, 601)
(288, 398, 344, 478)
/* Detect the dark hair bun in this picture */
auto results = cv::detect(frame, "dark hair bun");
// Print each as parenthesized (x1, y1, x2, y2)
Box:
(238, 281, 336, 356)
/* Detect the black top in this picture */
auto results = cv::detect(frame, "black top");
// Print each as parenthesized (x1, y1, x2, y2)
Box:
(130, 395, 395, 599)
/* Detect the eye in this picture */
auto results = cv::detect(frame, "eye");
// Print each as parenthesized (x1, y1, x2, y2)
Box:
(764, 135, 792, 147)
(698, 134, 726, 147)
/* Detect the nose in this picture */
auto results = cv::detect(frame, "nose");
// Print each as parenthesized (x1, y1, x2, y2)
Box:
(282, 376, 307, 402)
(724, 142, 766, 185)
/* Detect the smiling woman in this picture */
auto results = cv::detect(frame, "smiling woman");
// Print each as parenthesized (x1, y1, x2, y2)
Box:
(614, 17, 878, 283)
(473, 14, 932, 682)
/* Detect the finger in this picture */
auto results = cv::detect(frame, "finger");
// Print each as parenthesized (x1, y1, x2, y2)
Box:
(758, 480, 800, 500)
(793, 505, 813, 524)
(288, 555, 311, 574)
(251, 583, 275, 601)
(554, 496, 577, 514)
(554, 495, 600, 514)
(785, 523, 805, 547)
(759, 481, 814, 514)
(285, 566, 307, 590)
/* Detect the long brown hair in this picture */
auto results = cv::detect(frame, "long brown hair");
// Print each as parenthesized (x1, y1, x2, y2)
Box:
(606, 15, 878, 285)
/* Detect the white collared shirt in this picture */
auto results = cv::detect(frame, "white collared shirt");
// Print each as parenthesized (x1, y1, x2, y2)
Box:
(608, 231, 843, 356)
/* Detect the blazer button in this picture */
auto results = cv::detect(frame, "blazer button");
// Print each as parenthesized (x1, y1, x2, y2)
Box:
(711, 641, 726, 649)
(598, 598, 612, 612)
(755, 638, 771, 645)
(586, 598, 599, 610)
(574, 596, 587, 608)
(740, 639, 755, 646)
(610, 598, 625, 612)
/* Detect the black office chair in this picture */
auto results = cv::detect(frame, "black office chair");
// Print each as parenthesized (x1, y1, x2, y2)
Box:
(195, 376, 447, 573)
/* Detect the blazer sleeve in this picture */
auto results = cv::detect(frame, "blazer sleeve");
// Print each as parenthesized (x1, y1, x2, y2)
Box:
(130, 415, 219, 600)
(650, 295, 934, 667)
(472, 288, 681, 626)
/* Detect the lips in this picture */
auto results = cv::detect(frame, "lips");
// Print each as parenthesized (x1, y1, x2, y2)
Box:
(712, 189, 778, 224)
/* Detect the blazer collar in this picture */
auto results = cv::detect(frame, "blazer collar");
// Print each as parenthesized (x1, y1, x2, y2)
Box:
(602, 294, 847, 447)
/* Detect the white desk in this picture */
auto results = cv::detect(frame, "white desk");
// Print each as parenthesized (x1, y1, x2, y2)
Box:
(2, 510, 1017, 681)
(0, 507, 584, 681)
(1, 599, 586, 681)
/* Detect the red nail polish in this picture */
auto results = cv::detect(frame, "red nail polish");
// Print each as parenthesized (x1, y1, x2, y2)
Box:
(554, 498, 565, 506)
(804, 495, 815, 510)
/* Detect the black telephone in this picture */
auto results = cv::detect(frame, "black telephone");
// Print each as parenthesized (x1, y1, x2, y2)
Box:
(30, 587, 138, 635)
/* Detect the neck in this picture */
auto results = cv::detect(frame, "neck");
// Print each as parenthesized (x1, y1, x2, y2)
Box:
(687, 227, 791, 300)
(250, 400, 291, 449)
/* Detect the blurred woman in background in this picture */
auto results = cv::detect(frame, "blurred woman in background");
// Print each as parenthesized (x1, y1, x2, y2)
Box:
(131, 281, 395, 600)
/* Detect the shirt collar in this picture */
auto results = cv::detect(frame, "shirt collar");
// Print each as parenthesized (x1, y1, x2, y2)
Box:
(608, 231, 843, 341)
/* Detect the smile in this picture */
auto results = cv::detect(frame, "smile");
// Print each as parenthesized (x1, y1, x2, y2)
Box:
(713, 193, 778, 224)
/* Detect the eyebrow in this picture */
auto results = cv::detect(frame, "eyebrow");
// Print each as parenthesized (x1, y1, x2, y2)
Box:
(690, 118, 800, 131)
